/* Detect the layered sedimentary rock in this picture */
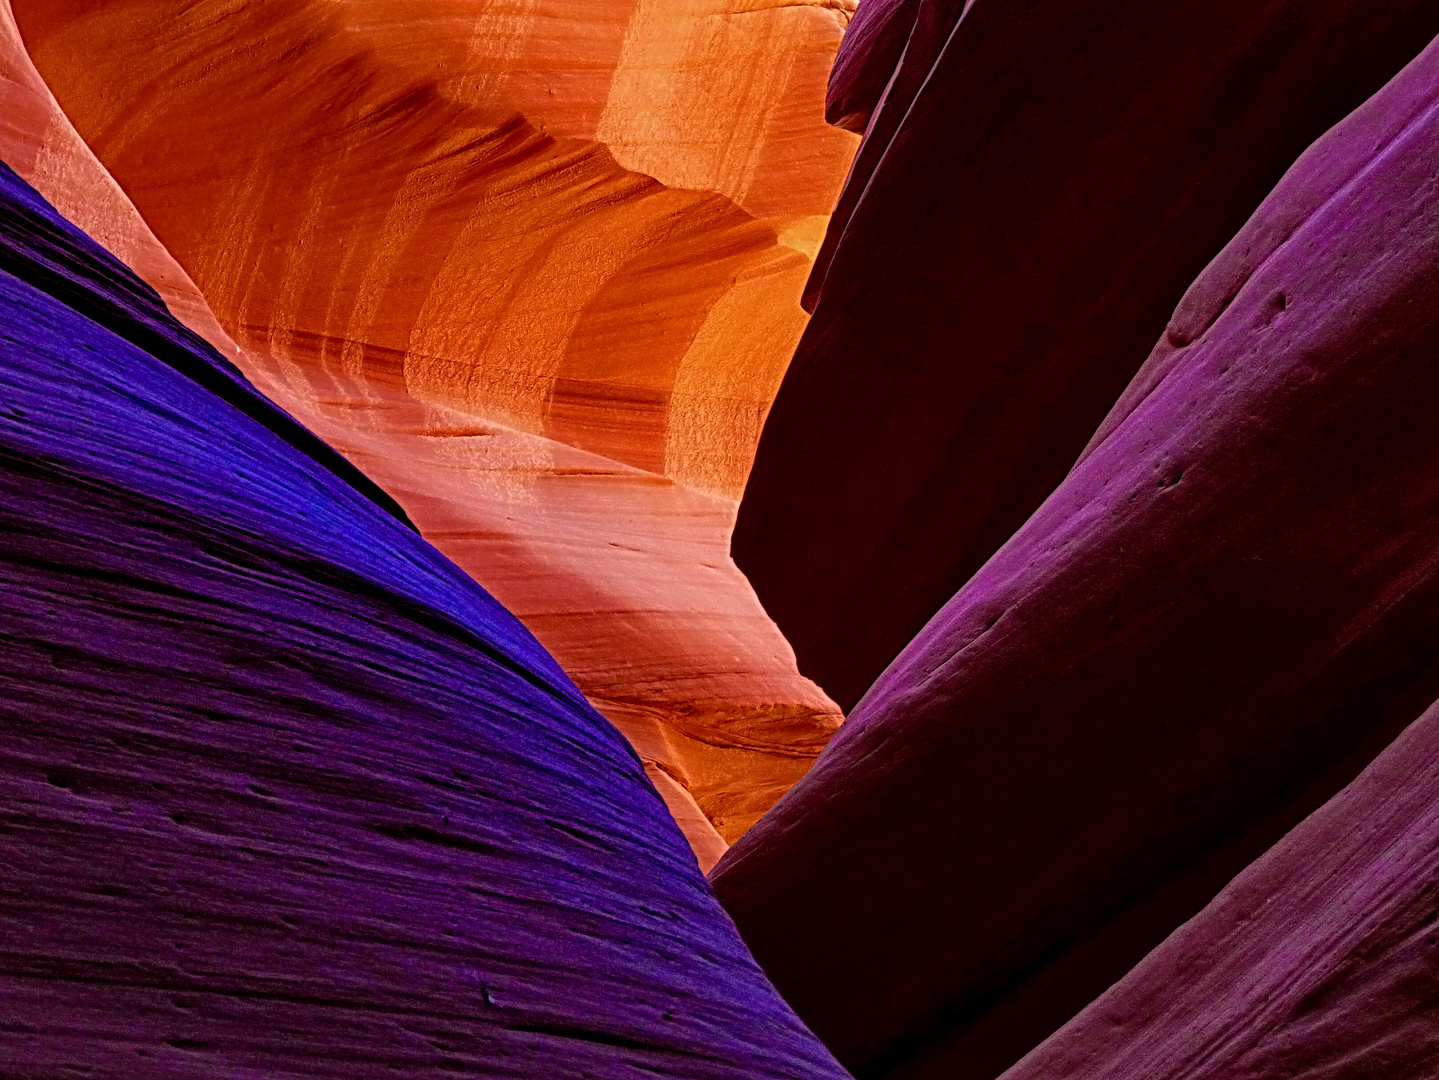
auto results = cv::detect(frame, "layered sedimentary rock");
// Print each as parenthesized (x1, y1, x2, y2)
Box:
(714, 34, 1439, 1080)
(1001, 695, 1439, 1080)
(12, 0, 858, 862)
(0, 162, 851, 1079)
(734, 0, 1439, 710)
(240, 361, 839, 864)
(16, 0, 856, 494)
(0, 0, 234, 352)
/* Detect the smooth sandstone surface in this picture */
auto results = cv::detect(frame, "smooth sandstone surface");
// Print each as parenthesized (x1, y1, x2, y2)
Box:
(0, 162, 853, 1079)
(16, 0, 856, 495)
(1001, 695, 1439, 1080)
(823, 0, 918, 132)
(12, 0, 857, 863)
(734, 0, 1439, 711)
(715, 34, 1439, 1080)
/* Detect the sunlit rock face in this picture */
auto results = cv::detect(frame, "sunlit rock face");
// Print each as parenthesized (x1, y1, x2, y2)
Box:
(714, 30, 1439, 1080)
(733, 0, 1439, 713)
(0, 161, 852, 1080)
(15, 0, 855, 495)
(12, 0, 858, 864)
(230, 365, 842, 865)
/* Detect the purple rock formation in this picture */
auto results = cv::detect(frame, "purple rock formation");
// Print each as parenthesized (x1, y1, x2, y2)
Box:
(0, 153, 414, 533)
(737, 0, 1439, 712)
(0, 162, 850, 1080)
(1003, 695, 1439, 1080)
(715, 33, 1439, 1080)
(824, 0, 919, 133)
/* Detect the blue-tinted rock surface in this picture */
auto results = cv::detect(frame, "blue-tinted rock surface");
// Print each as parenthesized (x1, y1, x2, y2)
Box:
(0, 162, 850, 1080)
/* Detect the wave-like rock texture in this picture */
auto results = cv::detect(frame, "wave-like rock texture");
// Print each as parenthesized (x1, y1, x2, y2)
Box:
(714, 34, 1439, 1080)
(1000, 693, 1439, 1080)
(12, 0, 857, 863)
(3, 0, 741, 867)
(0, 161, 852, 1080)
(733, 0, 1439, 711)
(16, 0, 856, 495)
(240, 359, 841, 865)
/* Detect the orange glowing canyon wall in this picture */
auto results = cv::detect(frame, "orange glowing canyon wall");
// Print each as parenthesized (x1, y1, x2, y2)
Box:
(8, 0, 859, 867)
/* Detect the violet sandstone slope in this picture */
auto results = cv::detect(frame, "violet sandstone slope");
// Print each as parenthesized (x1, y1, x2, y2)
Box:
(735, 0, 1439, 711)
(999, 693, 1439, 1080)
(715, 30, 1439, 1080)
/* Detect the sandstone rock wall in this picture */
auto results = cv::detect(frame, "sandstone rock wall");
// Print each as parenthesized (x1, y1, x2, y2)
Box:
(714, 29, 1439, 1079)
(10, 3, 1439, 1079)
(0, 160, 851, 1079)
(1001, 691, 1439, 1079)
(823, 0, 918, 132)
(10, 0, 858, 864)
(17, 0, 855, 497)
(733, 0, 1439, 711)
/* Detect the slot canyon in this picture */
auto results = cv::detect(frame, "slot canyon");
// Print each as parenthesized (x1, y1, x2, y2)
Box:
(3, 1, 1439, 1078)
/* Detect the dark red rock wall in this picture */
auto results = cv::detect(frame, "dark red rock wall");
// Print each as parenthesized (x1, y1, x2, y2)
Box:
(1003, 695, 1439, 1080)
(0, 163, 850, 1080)
(736, 0, 1439, 711)
(824, 0, 918, 132)
(714, 32, 1439, 1080)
